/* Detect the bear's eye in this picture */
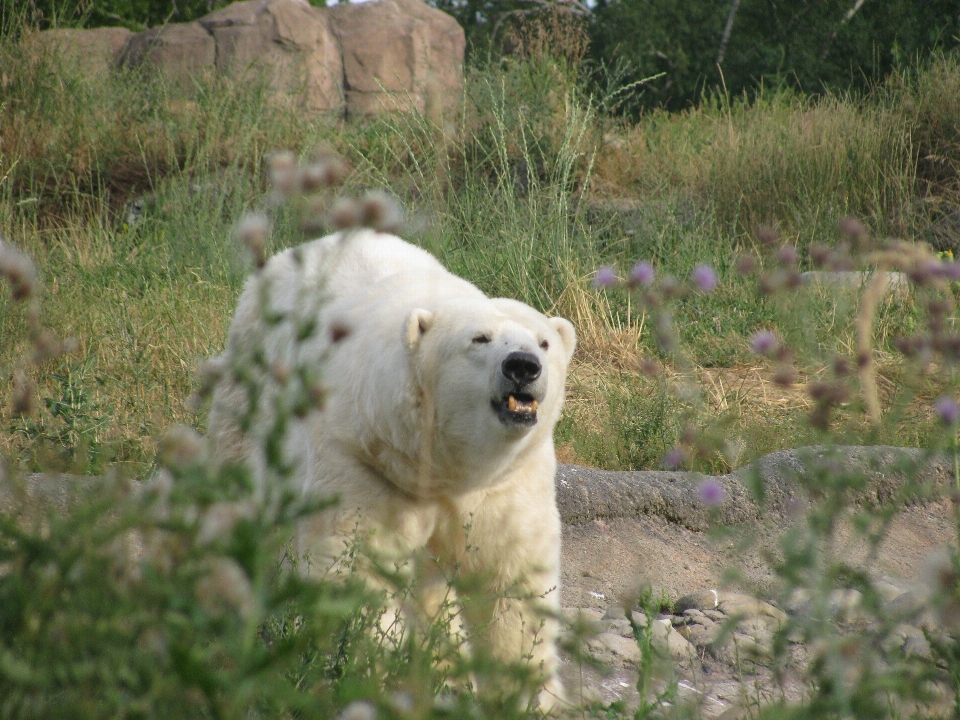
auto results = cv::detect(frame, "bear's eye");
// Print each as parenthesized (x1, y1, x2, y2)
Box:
(539, 339, 549, 351)
(472, 334, 491, 344)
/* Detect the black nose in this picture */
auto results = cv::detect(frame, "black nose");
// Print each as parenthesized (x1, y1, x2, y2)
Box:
(502, 351, 541, 385)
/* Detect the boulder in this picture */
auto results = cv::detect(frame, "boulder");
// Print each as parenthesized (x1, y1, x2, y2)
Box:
(328, 0, 464, 119)
(34, 26, 132, 77)
(119, 22, 216, 85)
(25, 0, 465, 120)
(198, 0, 342, 113)
(801, 270, 909, 296)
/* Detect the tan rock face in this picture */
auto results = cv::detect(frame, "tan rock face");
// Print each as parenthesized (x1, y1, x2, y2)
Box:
(33, 27, 132, 77)
(328, 0, 465, 119)
(34, 0, 464, 120)
(119, 22, 216, 85)
(199, 0, 343, 113)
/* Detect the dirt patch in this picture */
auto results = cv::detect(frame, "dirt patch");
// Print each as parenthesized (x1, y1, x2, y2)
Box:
(556, 446, 958, 716)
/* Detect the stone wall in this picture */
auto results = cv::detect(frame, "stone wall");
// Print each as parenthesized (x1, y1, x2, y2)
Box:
(31, 0, 465, 119)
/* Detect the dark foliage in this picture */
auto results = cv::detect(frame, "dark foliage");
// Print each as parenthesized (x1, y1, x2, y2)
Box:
(429, 0, 960, 113)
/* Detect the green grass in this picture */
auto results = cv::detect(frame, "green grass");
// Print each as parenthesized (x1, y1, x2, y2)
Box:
(3, 29, 960, 477)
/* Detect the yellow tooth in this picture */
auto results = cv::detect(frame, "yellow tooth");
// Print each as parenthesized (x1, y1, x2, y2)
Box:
(508, 395, 518, 411)
(531, 400, 538, 411)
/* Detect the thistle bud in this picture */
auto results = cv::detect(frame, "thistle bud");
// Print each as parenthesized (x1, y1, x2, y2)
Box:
(267, 151, 299, 197)
(809, 243, 831, 268)
(158, 425, 206, 469)
(359, 190, 402, 233)
(772, 364, 796, 388)
(661, 275, 682, 299)
(592, 266, 618, 288)
(749, 330, 778, 356)
(661, 446, 685, 470)
(735, 254, 757, 275)
(12, 370, 35, 416)
(30, 328, 74, 363)
(628, 261, 655, 286)
(237, 214, 270, 269)
(0, 241, 38, 301)
(638, 357, 661, 376)
(698, 479, 725, 506)
(330, 323, 351, 343)
(839, 216, 867, 244)
(330, 198, 364, 230)
(935, 396, 960, 426)
(691, 264, 718, 293)
(777, 245, 798, 266)
(756, 226, 779, 246)
(831, 355, 851, 378)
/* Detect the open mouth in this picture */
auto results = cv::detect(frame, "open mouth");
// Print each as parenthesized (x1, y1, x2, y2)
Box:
(491, 393, 539, 426)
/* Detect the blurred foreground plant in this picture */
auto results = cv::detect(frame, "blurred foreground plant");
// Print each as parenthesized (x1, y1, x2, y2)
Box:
(595, 218, 960, 717)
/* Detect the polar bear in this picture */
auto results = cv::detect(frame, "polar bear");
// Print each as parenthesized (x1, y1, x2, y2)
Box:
(207, 229, 575, 710)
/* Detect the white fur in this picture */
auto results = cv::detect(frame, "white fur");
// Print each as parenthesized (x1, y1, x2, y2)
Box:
(208, 230, 575, 710)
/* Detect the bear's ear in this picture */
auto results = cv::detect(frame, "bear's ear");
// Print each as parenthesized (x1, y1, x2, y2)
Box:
(549, 317, 577, 361)
(403, 308, 435, 350)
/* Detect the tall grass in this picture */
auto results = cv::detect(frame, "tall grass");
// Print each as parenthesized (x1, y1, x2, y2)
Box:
(3, 24, 960, 474)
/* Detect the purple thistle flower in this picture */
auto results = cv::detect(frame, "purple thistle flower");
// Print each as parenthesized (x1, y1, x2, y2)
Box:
(691, 264, 718, 293)
(628, 261, 655, 286)
(699, 478, 725, 506)
(662, 446, 685, 470)
(749, 330, 778, 356)
(777, 245, 798, 265)
(939, 262, 960, 282)
(936, 396, 960, 426)
(593, 266, 618, 288)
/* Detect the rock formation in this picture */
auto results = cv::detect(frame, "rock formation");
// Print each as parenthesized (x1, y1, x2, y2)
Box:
(35, 0, 463, 119)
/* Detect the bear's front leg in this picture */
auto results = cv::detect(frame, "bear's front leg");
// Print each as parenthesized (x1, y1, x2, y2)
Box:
(449, 470, 566, 714)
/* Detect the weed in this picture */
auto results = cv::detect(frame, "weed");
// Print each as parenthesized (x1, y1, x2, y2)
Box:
(13, 356, 111, 474)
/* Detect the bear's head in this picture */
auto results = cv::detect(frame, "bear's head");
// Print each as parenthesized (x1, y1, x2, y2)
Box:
(402, 296, 576, 493)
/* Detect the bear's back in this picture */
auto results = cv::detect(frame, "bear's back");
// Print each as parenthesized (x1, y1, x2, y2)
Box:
(304, 230, 448, 301)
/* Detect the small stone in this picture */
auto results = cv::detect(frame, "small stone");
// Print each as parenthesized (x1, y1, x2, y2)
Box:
(875, 581, 904, 603)
(801, 270, 909, 296)
(884, 624, 932, 660)
(729, 632, 772, 659)
(564, 607, 604, 628)
(685, 624, 720, 649)
(683, 609, 715, 628)
(903, 634, 932, 660)
(652, 618, 696, 661)
(602, 606, 626, 621)
(606, 618, 633, 638)
(885, 590, 927, 618)
(675, 590, 721, 613)
(825, 589, 865, 622)
(718, 594, 788, 623)
(589, 632, 642, 665)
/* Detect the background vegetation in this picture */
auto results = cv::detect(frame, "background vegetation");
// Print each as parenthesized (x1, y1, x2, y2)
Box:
(10, 0, 960, 114)
(4, 5, 960, 474)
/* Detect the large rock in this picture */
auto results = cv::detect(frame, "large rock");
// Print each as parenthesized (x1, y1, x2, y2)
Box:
(119, 22, 216, 85)
(33, 26, 132, 77)
(328, 0, 464, 119)
(24, 0, 464, 120)
(198, 0, 343, 113)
